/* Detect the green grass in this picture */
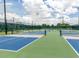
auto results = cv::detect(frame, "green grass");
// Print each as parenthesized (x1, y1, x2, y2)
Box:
(0, 30, 78, 58)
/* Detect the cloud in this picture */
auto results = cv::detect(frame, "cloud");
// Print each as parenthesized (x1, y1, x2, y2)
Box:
(22, 0, 54, 25)
(0, 12, 23, 23)
(22, 15, 54, 25)
(64, 7, 78, 15)
(22, 0, 79, 25)
(22, 16, 33, 25)
(22, 0, 51, 19)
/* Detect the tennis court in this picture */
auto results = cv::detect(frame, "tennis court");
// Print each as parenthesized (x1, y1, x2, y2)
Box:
(0, 30, 78, 58)
(0, 35, 43, 52)
(62, 30, 79, 36)
(0, 29, 47, 52)
(62, 30, 79, 56)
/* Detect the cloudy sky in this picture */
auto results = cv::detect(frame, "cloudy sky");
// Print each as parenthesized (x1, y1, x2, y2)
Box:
(0, 0, 26, 16)
(0, 0, 79, 25)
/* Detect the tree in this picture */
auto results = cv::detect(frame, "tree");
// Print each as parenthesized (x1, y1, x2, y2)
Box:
(56, 23, 71, 29)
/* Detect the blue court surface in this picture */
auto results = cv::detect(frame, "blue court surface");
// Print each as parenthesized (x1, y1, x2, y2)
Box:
(0, 36, 39, 52)
(62, 30, 79, 36)
(67, 39, 79, 54)
(23, 30, 51, 35)
(24, 31, 45, 35)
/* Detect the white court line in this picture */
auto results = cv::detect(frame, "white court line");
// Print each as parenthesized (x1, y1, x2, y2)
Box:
(0, 49, 16, 52)
(0, 37, 21, 52)
(0, 37, 16, 44)
(0, 35, 43, 38)
(16, 36, 43, 52)
(63, 36, 79, 56)
(0, 35, 44, 52)
(0, 31, 50, 52)
(0, 35, 39, 43)
(63, 35, 79, 40)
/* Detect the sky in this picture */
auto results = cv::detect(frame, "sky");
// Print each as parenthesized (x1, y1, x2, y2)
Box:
(22, 0, 79, 25)
(0, 0, 25, 16)
(0, 0, 79, 25)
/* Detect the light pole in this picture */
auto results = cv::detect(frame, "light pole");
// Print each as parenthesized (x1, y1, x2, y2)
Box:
(4, 0, 7, 35)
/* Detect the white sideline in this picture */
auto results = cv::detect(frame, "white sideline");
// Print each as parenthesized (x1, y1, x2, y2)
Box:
(63, 36, 79, 56)
(0, 35, 44, 38)
(63, 35, 79, 40)
(0, 34, 44, 52)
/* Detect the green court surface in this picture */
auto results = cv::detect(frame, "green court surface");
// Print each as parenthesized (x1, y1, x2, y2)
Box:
(0, 30, 78, 58)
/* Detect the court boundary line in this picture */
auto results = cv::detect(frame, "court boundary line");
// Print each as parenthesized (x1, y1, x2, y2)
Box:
(0, 30, 50, 52)
(0, 35, 44, 52)
(0, 49, 16, 52)
(0, 37, 17, 44)
(63, 36, 79, 56)
(16, 35, 44, 52)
